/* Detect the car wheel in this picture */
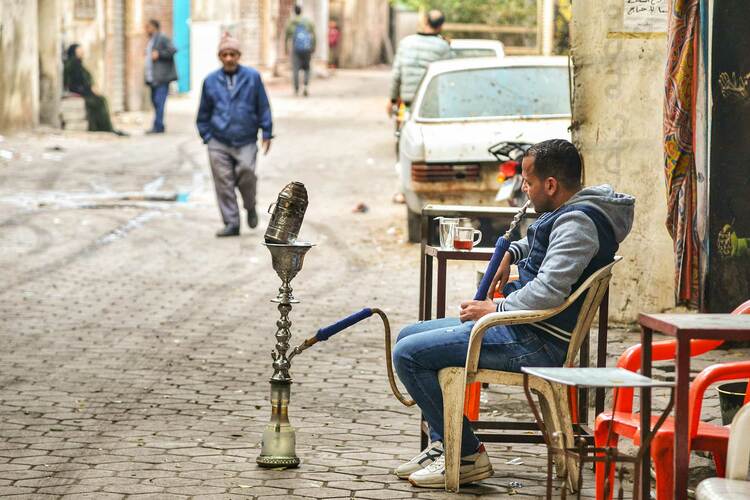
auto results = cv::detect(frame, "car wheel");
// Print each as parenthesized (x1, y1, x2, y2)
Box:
(407, 207, 421, 243)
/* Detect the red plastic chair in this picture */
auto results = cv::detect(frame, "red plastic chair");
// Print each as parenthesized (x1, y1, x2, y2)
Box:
(595, 300, 750, 500)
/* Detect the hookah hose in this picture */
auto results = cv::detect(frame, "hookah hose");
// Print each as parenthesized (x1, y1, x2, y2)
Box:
(473, 200, 531, 300)
(290, 308, 415, 407)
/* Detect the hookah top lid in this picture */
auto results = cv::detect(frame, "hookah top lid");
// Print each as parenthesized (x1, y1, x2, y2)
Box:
(279, 181, 307, 202)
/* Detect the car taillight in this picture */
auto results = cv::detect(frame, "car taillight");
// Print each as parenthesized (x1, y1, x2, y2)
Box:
(411, 162, 480, 182)
(499, 160, 519, 179)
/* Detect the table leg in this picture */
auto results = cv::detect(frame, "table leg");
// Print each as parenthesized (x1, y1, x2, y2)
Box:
(673, 336, 691, 500)
(436, 256, 447, 319)
(424, 254, 433, 321)
(639, 326, 652, 500)
(579, 332, 590, 426)
(596, 289, 610, 417)
(419, 241, 426, 321)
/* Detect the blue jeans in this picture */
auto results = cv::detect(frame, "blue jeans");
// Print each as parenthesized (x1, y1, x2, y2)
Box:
(149, 83, 169, 132)
(392, 318, 568, 456)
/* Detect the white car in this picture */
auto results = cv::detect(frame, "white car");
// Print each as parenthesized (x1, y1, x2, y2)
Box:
(450, 39, 505, 59)
(396, 56, 572, 242)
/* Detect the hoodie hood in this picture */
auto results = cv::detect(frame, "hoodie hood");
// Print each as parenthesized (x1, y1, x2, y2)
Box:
(564, 184, 635, 243)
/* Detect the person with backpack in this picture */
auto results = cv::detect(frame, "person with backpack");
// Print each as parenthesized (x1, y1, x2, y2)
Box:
(285, 5, 316, 97)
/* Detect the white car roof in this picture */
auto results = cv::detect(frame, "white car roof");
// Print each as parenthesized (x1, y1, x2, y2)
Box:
(425, 55, 569, 79)
(450, 39, 505, 50)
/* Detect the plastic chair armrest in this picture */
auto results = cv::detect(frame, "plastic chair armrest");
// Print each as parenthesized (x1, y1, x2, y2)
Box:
(689, 361, 750, 440)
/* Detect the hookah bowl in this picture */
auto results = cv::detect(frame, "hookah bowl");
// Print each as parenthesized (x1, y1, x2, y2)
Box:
(257, 241, 313, 469)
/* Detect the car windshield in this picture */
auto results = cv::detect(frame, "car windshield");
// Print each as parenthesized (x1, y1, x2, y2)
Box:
(451, 48, 498, 58)
(419, 66, 570, 120)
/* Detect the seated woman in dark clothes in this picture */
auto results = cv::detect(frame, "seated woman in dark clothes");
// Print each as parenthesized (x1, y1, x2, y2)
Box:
(63, 44, 127, 136)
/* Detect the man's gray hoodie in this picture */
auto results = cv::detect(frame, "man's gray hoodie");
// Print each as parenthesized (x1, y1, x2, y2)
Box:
(498, 184, 635, 315)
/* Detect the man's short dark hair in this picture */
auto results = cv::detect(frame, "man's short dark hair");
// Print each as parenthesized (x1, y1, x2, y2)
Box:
(294, 5, 302, 15)
(427, 10, 445, 29)
(149, 19, 160, 30)
(526, 139, 582, 189)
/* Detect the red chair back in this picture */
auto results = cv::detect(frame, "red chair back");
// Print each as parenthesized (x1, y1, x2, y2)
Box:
(689, 360, 750, 439)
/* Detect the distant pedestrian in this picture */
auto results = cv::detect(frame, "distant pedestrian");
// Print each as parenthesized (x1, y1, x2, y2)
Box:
(328, 19, 340, 68)
(285, 5, 316, 97)
(144, 19, 177, 134)
(63, 44, 127, 136)
(389, 10, 450, 115)
(196, 33, 273, 238)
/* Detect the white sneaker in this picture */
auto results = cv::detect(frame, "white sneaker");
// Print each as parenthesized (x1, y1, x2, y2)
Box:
(395, 442, 444, 479)
(408, 444, 493, 488)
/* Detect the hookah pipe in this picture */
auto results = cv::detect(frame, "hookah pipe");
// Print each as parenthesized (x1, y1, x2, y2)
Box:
(288, 307, 415, 407)
(474, 200, 531, 300)
(288, 202, 531, 408)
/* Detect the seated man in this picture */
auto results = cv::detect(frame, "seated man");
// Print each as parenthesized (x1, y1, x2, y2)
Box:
(392, 139, 634, 488)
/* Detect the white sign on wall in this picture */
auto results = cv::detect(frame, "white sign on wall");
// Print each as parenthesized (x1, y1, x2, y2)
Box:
(623, 0, 668, 33)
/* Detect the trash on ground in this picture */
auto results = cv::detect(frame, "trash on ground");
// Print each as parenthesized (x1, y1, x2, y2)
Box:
(386, 226, 397, 236)
(508, 481, 524, 488)
(505, 457, 524, 465)
(392, 192, 405, 204)
(352, 202, 369, 213)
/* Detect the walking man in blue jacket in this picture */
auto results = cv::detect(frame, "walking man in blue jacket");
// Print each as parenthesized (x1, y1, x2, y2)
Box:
(197, 33, 273, 237)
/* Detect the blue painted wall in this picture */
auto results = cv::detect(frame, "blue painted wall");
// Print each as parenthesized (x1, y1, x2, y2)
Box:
(173, 0, 190, 93)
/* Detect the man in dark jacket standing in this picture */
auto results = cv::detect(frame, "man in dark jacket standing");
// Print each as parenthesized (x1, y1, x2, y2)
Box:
(145, 19, 177, 134)
(196, 33, 273, 237)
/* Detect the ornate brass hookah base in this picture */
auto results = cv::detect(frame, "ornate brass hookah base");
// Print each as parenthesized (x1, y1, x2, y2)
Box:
(256, 240, 313, 468)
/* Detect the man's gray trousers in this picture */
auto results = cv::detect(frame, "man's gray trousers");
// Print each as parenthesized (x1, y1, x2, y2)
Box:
(207, 138, 258, 228)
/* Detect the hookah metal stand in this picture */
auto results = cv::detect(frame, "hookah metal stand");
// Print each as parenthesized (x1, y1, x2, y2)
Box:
(256, 241, 313, 468)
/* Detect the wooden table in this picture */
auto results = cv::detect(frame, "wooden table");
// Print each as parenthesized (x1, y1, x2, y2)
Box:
(637, 313, 750, 500)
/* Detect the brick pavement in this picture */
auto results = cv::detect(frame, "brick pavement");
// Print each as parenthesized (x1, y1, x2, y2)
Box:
(1, 70, 746, 499)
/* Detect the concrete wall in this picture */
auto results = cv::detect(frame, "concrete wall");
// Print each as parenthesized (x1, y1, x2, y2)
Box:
(38, 0, 62, 127)
(338, 0, 388, 68)
(393, 8, 419, 47)
(0, 0, 40, 132)
(570, 1, 674, 321)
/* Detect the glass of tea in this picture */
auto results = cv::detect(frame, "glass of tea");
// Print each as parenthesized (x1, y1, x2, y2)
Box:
(436, 217, 459, 250)
(453, 226, 482, 250)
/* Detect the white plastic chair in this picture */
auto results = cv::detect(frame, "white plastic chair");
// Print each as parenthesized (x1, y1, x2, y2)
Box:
(439, 256, 621, 492)
(696, 403, 750, 499)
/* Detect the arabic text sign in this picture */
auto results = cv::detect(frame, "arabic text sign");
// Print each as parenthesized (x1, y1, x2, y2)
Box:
(623, 0, 668, 33)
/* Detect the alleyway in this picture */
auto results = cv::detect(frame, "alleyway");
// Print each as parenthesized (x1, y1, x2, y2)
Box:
(0, 70, 733, 499)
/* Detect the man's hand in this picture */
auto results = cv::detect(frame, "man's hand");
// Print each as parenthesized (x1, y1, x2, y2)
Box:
(262, 139, 271, 155)
(459, 299, 496, 323)
(151, 50, 159, 61)
(487, 252, 513, 300)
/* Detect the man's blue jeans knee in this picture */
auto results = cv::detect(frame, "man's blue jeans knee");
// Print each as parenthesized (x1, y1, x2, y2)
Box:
(392, 318, 567, 456)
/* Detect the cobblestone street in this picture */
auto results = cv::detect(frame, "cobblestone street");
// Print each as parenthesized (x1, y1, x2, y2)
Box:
(0, 69, 744, 499)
